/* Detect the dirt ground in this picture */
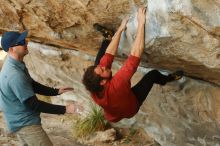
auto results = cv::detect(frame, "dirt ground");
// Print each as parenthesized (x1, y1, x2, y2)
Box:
(0, 112, 155, 146)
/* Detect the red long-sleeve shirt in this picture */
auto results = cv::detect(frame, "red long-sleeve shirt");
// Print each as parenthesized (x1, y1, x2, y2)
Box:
(91, 53, 140, 122)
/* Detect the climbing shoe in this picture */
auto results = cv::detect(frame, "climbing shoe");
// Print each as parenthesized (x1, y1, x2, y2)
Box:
(93, 23, 114, 39)
(169, 70, 184, 80)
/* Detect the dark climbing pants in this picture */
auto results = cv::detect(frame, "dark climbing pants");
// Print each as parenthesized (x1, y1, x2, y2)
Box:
(94, 39, 174, 106)
(131, 70, 174, 106)
(94, 39, 111, 65)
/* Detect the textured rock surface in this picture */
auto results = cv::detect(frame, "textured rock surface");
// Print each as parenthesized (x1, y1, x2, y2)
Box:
(88, 128, 117, 143)
(0, 112, 86, 146)
(119, 0, 220, 85)
(0, 0, 137, 54)
(136, 79, 220, 146)
(0, 0, 219, 85)
(0, 0, 220, 146)
(25, 43, 220, 146)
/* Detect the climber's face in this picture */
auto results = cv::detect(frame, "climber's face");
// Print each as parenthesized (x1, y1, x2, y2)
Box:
(94, 65, 112, 80)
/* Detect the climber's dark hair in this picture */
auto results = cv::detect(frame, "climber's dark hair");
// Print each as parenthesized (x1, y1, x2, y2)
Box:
(82, 65, 104, 93)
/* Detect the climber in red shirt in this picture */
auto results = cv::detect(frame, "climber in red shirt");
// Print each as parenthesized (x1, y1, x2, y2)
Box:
(83, 7, 183, 122)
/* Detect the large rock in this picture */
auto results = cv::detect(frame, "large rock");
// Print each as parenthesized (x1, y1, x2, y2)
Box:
(119, 0, 220, 85)
(0, 0, 136, 54)
(25, 42, 220, 146)
(135, 78, 220, 146)
(0, 0, 220, 145)
(88, 128, 117, 143)
(0, 0, 219, 85)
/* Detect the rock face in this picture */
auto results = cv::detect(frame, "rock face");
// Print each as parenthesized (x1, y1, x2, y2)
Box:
(0, 0, 135, 54)
(119, 0, 220, 85)
(24, 42, 220, 146)
(0, 0, 220, 146)
(136, 79, 220, 146)
(88, 128, 117, 143)
(0, 0, 219, 85)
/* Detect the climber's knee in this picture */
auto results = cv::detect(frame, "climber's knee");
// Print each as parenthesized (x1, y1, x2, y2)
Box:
(147, 70, 160, 78)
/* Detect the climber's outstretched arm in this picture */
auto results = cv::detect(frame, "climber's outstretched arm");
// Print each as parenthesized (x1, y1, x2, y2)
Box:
(105, 17, 129, 56)
(130, 7, 146, 58)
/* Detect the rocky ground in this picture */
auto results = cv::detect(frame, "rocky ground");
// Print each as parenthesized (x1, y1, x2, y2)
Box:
(0, 112, 155, 146)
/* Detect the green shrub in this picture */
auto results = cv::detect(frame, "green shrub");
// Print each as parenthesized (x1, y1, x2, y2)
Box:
(73, 103, 108, 137)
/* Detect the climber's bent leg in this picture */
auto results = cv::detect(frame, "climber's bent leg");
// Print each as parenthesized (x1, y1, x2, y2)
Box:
(131, 70, 173, 106)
